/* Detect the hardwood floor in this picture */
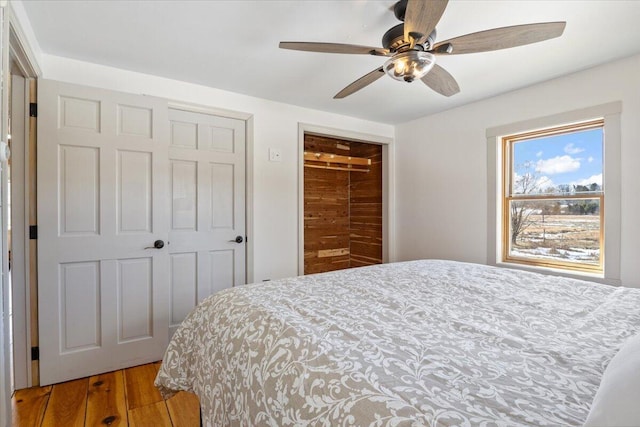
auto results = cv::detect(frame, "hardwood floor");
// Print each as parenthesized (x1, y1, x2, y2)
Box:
(11, 362, 200, 427)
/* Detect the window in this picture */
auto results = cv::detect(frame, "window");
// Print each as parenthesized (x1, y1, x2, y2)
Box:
(487, 102, 621, 283)
(502, 120, 604, 273)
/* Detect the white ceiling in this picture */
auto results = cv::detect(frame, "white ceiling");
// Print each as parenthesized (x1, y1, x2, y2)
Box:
(21, 0, 640, 124)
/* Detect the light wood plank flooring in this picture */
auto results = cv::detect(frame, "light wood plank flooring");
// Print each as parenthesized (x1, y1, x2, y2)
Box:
(11, 362, 200, 427)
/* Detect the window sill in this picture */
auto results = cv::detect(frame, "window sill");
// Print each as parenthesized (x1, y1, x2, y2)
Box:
(495, 261, 621, 287)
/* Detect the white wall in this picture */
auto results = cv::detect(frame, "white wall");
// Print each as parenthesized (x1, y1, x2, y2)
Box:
(41, 54, 394, 282)
(395, 53, 640, 287)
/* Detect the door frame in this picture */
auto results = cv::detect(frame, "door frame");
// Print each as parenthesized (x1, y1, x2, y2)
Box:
(297, 123, 395, 275)
(2, 2, 41, 390)
(167, 100, 254, 283)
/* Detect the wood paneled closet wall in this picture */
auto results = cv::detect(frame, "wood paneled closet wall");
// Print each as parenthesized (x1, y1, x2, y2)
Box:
(304, 134, 382, 274)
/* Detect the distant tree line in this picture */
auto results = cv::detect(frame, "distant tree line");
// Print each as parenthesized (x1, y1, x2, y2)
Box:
(510, 163, 601, 244)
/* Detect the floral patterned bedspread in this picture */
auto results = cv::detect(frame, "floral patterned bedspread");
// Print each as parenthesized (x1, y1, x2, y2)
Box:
(155, 260, 640, 426)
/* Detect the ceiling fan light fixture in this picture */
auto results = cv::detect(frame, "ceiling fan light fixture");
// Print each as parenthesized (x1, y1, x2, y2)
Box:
(383, 50, 435, 82)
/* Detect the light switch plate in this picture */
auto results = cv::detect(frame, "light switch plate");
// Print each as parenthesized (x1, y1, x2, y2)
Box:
(269, 148, 282, 162)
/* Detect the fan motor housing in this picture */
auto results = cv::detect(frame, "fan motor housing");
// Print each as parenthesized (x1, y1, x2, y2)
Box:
(382, 24, 406, 50)
(382, 24, 437, 52)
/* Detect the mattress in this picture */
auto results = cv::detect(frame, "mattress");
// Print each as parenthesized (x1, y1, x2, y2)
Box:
(155, 260, 640, 426)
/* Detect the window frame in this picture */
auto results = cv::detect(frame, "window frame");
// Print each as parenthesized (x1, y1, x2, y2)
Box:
(501, 119, 604, 273)
(486, 102, 621, 285)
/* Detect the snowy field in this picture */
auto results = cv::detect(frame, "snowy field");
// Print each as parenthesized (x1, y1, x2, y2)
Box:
(510, 214, 600, 265)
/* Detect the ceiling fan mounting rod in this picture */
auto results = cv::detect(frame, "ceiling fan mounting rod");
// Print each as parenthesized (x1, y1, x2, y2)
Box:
(393, 0, 409, 22)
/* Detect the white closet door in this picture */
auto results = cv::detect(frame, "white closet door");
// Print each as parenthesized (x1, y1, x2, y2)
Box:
(167, 108, 246, 336)
(37, 80, 170, 385)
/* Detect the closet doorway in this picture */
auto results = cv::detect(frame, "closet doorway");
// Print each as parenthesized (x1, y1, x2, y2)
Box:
(303, 133, 383, 274)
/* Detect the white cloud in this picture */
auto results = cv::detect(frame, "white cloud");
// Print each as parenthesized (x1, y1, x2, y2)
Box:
(536, 151, 543, 157)
(571, 173, 603, 186)
(536, 155, 580, 175)
(588, 156, 594, 163)
(564, 143, 584, 155)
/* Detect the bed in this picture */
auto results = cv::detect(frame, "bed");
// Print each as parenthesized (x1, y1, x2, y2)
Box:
(155, 260, 640, 426)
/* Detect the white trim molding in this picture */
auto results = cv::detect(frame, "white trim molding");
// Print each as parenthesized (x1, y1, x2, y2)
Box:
(7, 3, 41, 77)
(2, 0, 43, 394)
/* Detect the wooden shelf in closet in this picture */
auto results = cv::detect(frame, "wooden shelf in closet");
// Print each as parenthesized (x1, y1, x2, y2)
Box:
(303, 151, 371, 172)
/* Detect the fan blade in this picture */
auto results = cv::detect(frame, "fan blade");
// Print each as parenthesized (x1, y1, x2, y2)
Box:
(279, 42, 390, 56)
(334, 67, 385, 99)
(404, 0, 449, 44)
(421, 64, 459, 97)
(433, 22, 566, 55)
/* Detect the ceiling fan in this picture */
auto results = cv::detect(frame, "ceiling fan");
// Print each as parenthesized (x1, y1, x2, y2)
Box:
(279, 0, 565, 99)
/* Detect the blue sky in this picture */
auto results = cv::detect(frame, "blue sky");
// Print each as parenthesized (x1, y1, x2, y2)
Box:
(513, 127, 603, 191)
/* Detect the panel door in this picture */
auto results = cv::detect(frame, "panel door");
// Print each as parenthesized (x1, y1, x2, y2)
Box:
(37, 80, 170, 385)
(167, 108, 245, 336)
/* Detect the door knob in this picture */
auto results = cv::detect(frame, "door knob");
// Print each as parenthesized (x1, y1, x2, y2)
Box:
(145, 240, 165, 249)
(229, 236, 244, 244)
